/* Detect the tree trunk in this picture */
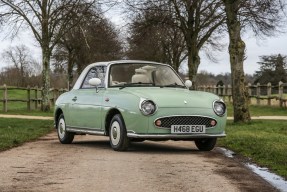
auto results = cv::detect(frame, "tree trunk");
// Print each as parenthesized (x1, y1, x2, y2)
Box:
(41, 0, 51, 112)
(41, 48, 51, 112)
(67, 50, 74, 90)
(187, 49, 200, 89)
(224, 0, 251, 123)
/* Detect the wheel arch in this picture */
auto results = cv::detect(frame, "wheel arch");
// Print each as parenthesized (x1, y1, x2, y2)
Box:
(54, 108, 63, 129)
(105, 108, 122, 136)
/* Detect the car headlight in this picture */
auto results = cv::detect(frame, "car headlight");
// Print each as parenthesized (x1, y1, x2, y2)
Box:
(213, 100, 226, 117)
(140, 100, 157, 116)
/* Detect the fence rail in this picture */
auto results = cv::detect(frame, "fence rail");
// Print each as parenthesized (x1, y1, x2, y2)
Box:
(0, 84, 67, 112)
(197, 81, 287, 107)
(1, 82, 287, 112)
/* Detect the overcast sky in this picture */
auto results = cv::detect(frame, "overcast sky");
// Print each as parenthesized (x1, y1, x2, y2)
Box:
(0, 7, 286, 75)
(198, 34, 287, 75)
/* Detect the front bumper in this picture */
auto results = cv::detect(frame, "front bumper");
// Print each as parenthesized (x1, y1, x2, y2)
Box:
(127, 132, 226, 139)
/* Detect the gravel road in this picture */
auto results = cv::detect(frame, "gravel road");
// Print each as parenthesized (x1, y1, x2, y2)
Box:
(0, 132, 278, 192)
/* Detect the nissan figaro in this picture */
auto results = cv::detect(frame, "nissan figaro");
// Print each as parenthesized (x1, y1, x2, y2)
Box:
(54, 60, 226, 151)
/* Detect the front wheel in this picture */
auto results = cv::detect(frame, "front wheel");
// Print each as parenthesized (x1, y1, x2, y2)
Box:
(109, 114, 129, 151)
(194, 138, 217, 151)
(57, 114, 74, 144)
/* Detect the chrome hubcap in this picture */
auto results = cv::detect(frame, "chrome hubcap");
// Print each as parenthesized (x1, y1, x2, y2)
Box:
(111, 121, 120, 146)
(58, 118, 66, 139)
(112, 127, 117, 139)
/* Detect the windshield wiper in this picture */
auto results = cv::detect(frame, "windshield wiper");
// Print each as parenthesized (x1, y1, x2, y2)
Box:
(160, 83, 186, 88)
(119, 82, 154, 90)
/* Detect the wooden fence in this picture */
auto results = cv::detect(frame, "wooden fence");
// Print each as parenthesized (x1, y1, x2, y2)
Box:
(197, 81, 287, 107)
(0, 84, 67, 112)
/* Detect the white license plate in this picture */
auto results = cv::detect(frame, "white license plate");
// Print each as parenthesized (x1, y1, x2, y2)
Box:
(171, 125, 206, 134)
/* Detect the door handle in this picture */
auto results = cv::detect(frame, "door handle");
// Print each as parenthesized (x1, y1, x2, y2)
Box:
(72, 96, 77, 102)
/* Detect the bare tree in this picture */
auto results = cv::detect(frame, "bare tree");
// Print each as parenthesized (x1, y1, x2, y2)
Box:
(126, 0, 226, 86)
(222, 0, 286, 122)
(127, 5, 187, 71)
(2, 45, 33, 86)
(0, 0, 96, 111)
(53, 10, 123, 89)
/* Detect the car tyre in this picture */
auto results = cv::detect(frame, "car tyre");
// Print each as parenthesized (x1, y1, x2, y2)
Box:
(57, 114, 74, 144)
(194, 138, 217, 151)
(109, 114, 130, 151)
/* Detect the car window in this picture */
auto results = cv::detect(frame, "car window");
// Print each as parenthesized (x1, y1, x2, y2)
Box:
(109, 63, 184, 88)
(81, 66, 106, 89)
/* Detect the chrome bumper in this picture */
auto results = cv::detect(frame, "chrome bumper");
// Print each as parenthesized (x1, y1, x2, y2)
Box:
(127, 132, 226, 139)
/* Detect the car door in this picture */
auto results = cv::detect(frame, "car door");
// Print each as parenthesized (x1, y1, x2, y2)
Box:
(69, 66, 107, 130)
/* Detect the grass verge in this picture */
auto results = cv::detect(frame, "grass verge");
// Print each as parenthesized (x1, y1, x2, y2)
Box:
(0, 118, 54, 151)
(226, 104, 287, 117)
(0, 109, 54, 117)
(218, 120, 287, 180)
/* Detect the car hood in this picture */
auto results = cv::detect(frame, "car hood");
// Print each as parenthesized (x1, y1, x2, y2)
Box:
(122, 88, 219, 108)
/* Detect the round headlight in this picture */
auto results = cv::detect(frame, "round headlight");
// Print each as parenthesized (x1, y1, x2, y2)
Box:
(213, 100, 226, 116)
(140, 100, 156, 116)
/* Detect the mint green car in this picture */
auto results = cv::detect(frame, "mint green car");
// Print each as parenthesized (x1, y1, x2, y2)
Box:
(54, 60, 226, 151)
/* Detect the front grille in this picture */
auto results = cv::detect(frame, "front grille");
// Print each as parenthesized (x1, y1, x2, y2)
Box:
(155, 116, 216, 129)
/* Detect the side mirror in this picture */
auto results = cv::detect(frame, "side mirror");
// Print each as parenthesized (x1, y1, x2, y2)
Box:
(88, 78, 101, 87)
(185, 80, 192, 88)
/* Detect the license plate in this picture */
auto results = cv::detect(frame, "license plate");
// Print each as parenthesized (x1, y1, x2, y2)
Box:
(171, 125, 206, 134)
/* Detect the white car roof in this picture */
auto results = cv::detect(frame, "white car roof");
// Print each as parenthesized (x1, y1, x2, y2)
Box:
(72, 60, 167, 90)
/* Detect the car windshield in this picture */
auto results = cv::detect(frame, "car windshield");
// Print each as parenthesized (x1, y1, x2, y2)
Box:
(109, 63, 185, 88)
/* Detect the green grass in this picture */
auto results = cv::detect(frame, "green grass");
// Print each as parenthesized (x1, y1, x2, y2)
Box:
(0, 118, 54, 151)
(227, 104, 287, 117)
(0, 87, 55, 116)
(218, 120, 287, 179)
(0, 109, 54, 116)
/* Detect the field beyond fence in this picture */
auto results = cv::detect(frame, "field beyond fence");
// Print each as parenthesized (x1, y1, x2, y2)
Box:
(1, 82, 287, 112)
(198, 81, 287, 107)
(0, 84, 67, 112)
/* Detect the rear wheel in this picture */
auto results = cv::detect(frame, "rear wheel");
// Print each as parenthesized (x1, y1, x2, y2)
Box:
(57, 114, 74, 144)
(109, 114, 129, 151)
(194, 138, 217, 151)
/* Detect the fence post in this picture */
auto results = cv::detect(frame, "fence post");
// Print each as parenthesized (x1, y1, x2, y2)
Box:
(213, 85, 217, 94)
(35, 86, 38, 109)
(222, 85, 226, 101)
(3, 84, 7, 112)
(279, 81, 283, 107)
(53, 88, 57, 105)
(40, 87, 43, 110)
(227, 84, 232, 103)
(247, 83, 252, 104)
(27, 86, 31, 111)
(267, 82, 272, 106)
(256, 83, 261, 105)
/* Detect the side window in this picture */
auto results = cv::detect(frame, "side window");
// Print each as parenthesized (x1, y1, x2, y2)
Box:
(81, 66, 106, 89)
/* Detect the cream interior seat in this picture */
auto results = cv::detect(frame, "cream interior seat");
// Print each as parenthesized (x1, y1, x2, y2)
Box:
(132, 68, 150, 83)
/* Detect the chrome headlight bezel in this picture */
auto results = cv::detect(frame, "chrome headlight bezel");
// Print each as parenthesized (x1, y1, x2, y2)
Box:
(139, 99, 157, 116)
(213, 100, 226, 117)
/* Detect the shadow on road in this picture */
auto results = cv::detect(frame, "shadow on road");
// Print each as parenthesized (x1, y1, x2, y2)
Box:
(70, 138, 202, 154)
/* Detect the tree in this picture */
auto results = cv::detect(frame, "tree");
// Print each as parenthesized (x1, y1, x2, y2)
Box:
(255, 54, 287, 85)
(127, 5, 187, 71)
(1, 45, 41, 87)
(222, 0, 286, 122)
(53, 11, 122, 89)
(126, 0, 226, 86)
(2, 45, 29, 86)
(0, 0, 96, 111)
